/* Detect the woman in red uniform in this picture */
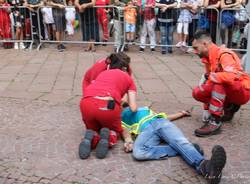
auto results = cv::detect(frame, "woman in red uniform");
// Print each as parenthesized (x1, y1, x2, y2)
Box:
(82, 52, 131, 94)
(79, 53, 137, 159)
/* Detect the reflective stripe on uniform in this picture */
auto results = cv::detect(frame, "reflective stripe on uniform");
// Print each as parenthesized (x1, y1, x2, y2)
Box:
(212, 91, 226, 100)
(209, 104, 223, 112)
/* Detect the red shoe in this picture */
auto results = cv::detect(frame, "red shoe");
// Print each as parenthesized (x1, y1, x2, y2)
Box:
(195, 116, 222, 137)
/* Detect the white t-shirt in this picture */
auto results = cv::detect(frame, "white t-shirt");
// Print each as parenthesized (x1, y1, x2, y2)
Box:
(65, 7, 76, 21)
(41, 7, 54, 24)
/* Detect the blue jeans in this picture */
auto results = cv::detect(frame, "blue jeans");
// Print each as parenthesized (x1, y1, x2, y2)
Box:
(133, 118, 204, 172)
(159, 23, 174, 53)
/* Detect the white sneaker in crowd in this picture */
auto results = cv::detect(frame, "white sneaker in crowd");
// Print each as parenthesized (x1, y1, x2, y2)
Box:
(19, 42, 26, 50)
(186, 47, 195, 53)
(14, 42, 19, 50)
(176, 41, 183, 48)
(182, 42, 187, 47)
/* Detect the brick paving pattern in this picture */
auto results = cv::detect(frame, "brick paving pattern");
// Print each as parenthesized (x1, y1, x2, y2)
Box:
(0, 48, 250, 184)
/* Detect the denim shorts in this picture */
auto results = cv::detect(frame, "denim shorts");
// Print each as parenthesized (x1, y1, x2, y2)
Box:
(125, 23, 136, 33)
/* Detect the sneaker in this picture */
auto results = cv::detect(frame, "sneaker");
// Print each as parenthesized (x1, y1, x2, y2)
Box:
(139, 48, 144, 52)
(199, 145, 227, 184)
(151, 48, 155, 52)
(182, 42, 187, 47)
(57, 44, 63, 52)
(19, 42, 26, 50)
(60, 44, 66, 50)
(192, 143, 204, 156)
(124, 45, 129, 51)
(186, 47, 194, 53)
(79, 129, 94, 159)
(168, 49, 173, 54)
(194, 116, 222, 137)
(161, 51, 167, 55)
(176, 41, 183, 48)
(14, 42, 19, 50)
(221, 104, 240, 122)
(96, 128, 110, 159)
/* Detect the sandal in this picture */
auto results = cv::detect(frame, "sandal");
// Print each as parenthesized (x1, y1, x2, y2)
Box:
(84, 47, 91, 52)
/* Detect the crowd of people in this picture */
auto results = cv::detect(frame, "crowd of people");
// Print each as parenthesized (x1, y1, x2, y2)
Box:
(0, 0, 249, 52)
(78, 30, 250, 184)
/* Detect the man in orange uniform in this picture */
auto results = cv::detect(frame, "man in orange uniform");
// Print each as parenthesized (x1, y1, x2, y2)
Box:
(192, 30, 250, 137)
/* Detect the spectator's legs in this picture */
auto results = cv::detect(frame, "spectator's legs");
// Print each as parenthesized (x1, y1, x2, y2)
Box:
(176, 22, 183, 47)
(147, 18, 156, 49)
(114, 19, 122, 51)
(159, 25, 167, 52)
(140, 20, 148, 49)
(220, 23, 227, 45)
(166, 23, 174, 53)
(188, 19, 198, 46)
(209, 20, 217, 43)
(182, 22, 189, 46)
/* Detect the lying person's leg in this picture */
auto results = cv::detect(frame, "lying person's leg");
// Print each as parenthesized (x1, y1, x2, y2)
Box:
(156, 119, 227, 183)
(133, 126, 178, 160)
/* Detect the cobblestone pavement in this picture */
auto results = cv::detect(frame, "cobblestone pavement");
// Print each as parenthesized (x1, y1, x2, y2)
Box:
(0, 47, 250, 184)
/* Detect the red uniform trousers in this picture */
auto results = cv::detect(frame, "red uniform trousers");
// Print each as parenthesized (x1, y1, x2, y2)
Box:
(192, 80, 250, 116)
(80, 97, 122, 148)
(97, 9, 109, 41)
(0, 9, 12, 47)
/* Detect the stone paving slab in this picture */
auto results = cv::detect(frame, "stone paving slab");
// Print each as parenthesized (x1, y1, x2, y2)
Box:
(0, 48, 249, 184)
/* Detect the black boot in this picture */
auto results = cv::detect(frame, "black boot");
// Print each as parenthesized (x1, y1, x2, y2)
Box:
(221, 104, 240, 122)
(199, 145, 227, 184)
(79, 129, 94, 159)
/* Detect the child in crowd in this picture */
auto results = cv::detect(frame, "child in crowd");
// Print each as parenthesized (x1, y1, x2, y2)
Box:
(96, 0, 109, 43)
(11, 0, 26, 49)
(65, 0, 75, 35)
(41, 1, 55, 40)
(0, 0, 12, 48)
(124, 0, 137, 43)
(176, 0, 193, 47)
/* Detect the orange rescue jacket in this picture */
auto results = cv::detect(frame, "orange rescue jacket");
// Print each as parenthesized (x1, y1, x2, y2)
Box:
(201, 43, 250, 89)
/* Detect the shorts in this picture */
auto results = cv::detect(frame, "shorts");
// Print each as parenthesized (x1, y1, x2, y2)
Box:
(125, 23, 136, 33)
(52, 8, 66, 32)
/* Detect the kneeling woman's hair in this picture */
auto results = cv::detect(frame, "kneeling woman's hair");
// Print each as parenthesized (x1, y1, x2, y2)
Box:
(108, 52, 131, 74)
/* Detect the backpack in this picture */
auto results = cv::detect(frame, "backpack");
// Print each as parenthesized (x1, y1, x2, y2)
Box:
(198, 14, 209, 29)
(222, 11, 235, 27)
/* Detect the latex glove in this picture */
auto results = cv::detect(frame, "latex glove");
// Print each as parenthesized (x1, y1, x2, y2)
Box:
(199, 73, 208, 86)
(202, 110, 211, 123)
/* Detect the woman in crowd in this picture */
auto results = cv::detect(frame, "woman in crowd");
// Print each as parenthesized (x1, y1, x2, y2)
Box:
(75, 0, 99, 52)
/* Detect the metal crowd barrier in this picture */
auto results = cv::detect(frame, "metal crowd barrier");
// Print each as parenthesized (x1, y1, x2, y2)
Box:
(36, 5, 118, 50)
(0, 6, 34, 50)
(219, 8, 249, 52)
(2, 5, 248, 53)
(122, 6, 220, 53)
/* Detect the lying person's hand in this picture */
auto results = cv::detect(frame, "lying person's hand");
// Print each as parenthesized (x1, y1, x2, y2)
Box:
(181, 107, 194, 117)
(124, 141, 133, 153)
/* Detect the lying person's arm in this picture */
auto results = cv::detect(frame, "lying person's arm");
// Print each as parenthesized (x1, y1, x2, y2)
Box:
(122, 127, 134, 153)
(167, 110, 191, 121)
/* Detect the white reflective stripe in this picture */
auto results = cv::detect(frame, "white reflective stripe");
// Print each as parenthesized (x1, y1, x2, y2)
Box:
(212, 91, 226, 100)
(209, 104, 223, 112)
